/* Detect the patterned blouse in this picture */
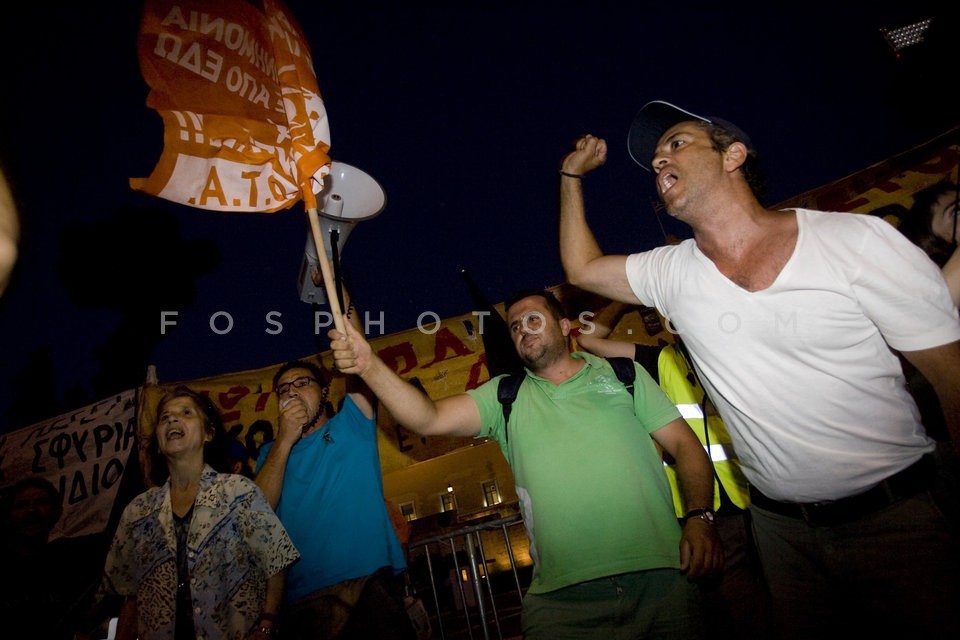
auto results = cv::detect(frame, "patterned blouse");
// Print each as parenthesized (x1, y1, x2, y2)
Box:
(102, 466, 300, 640)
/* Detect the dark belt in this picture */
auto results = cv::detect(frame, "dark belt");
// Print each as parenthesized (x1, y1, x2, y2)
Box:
(749, 454, 935, 526)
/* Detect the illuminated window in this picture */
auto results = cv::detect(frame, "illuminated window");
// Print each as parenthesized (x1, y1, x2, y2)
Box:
(482, 480, 501, 507)
(399, 501, 417, 522)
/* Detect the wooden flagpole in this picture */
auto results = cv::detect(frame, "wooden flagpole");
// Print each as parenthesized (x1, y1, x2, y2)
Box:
(307, 207, 346, 334)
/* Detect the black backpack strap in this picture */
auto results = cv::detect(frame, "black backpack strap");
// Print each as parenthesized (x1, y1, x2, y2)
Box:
(632, 344, 661, 385)
(497, 373, 525, 443)
(606, 356, 636, 397)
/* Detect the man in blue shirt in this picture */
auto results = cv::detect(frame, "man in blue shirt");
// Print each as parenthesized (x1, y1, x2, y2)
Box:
(255, 347, 414, 639)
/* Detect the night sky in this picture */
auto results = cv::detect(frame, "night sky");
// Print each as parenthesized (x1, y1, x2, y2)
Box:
(0, 1, 955, 433)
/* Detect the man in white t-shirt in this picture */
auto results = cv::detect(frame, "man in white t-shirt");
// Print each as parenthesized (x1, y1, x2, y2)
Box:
(557, 100, 960, 640)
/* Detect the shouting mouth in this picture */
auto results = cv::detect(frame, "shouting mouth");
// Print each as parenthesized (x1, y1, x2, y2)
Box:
(658, 171, 677, 195)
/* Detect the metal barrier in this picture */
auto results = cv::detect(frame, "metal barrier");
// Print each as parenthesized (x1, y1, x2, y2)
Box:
(407, 513, 527, 640)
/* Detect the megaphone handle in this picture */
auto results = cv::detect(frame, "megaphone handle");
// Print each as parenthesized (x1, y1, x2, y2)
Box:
(307, 207, 345, 333)
(330, 228, 346, 314)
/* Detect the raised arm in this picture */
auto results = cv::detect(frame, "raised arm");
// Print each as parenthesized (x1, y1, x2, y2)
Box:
(559, 135, 639, 303)
(329, 322, 483, 437)
(340, 287, 376, 419)
(576, 300, 636, 358)
(255, 407, 298, 508)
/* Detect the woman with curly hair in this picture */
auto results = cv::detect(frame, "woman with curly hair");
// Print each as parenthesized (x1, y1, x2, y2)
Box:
(102, 386, 299, 640)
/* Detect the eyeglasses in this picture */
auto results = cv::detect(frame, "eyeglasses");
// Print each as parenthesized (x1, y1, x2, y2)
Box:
(276, 376, 317, 396)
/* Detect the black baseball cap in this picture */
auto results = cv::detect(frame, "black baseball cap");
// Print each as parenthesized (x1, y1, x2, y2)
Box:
(627, 100, 754, 171)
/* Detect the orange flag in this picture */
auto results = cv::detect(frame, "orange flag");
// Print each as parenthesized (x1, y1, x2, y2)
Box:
(131, 0, 330, 212)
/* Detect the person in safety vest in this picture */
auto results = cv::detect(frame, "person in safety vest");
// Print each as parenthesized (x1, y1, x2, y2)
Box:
(577, 299, 773, 640)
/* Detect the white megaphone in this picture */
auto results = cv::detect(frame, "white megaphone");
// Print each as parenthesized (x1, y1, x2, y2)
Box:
(298, 162, 386, 304)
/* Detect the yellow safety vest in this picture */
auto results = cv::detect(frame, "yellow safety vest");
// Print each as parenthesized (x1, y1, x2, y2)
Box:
(657, 344, 751, 515)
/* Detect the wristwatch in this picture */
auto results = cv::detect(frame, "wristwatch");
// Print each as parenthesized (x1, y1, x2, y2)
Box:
(682, 507, 717, 524)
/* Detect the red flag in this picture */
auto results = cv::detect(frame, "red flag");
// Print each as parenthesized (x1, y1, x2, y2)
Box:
(131, 0, 331, 212)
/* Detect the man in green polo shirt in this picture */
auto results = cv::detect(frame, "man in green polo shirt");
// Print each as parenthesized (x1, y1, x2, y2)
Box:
(328, 288, 721, 640)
